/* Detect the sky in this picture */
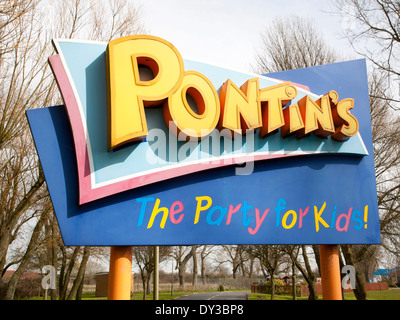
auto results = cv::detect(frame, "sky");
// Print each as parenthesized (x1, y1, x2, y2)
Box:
(134, 0, 359, 73)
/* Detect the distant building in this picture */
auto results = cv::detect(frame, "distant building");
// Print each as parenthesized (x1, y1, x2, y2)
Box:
(281, 275, 291, 285)
(1, 270, 41, 282)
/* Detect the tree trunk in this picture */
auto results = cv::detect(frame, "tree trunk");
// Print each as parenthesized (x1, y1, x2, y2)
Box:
(178, 273, 184, 288)
(270, 270, 275, 300)
(307, 282, 318, 300)
(200, 246, 207, 284)
(232, 263, 239, 279)
(59, 246, 80, 300)
(177, 247, 193, 289)
(142, 276, 147, 300)
(76, 276, 84, 300)
(341, 245, 367, 300)
(66, 246, 91, 300)
(5, 207, 49, 300)
(192, 246, 198, 289)
(302, 245, 318, 300)
(288, 246, 318, 300)
(248, 257, 254, 278)
(58, 247, 67, 299)
(0, 171, 45, 266)
(0, 255, 6, 280)
(146, 273, 151, 295)
(312, 245, 321, 276)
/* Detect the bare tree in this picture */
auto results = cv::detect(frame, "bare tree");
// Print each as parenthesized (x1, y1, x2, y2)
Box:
(173, 246, 194, 288)
(191, 245, 198, 289)
(46, 0, 146, 41)
(217, 245, 250, 279)
(87, 0, 146, 41)
(65, 246, 91, 300)
(332, 0, 400, 109)
(133, 246, 170, 299)
(284, 245, 319, 300)
(0, 1, 37, 56)
(331, 0, 400, 293)
(368, 71, 400, 258)
(0, 0, 146, 300)
(133, 246, 153, 300)
(0, 0, 51, 289)
(252, 16, 338, 74)
(335, 71, 400, 300)
(250, 245, 286, 300)
(199, 245, 215, 283)
(3, 198, 51, 300)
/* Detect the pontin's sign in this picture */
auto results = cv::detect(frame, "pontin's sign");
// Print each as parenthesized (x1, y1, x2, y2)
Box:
(26, 35, 380, 246)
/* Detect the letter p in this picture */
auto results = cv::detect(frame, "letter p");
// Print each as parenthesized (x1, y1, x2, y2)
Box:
(107, 36, 184, 150)
(194, 196, 212, 224)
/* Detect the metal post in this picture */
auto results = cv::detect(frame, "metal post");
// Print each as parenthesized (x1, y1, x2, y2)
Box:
(171, 257, 174, 297)
(319, 245, 342, 300)
(153, 246, 159, 300)
(108, 246, 132, 300)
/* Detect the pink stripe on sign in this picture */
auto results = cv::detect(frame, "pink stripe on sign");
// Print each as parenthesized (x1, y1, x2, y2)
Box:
(49, 55, 93, 204)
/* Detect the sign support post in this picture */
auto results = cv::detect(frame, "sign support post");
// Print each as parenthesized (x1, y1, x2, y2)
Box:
(319, 245, 342, 300)
(108, 246, 132, 300)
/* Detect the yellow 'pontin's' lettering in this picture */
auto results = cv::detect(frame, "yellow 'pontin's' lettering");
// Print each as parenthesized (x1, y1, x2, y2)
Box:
(281, 103, 305, 138)
(331, 98, 359, 142)
(107, 35, 184, 150)
(219, 78, 262, 136)
(259, 82, 298, 138)
(163, 71, 220, 140)
(106, 35, 360, 149)
(296, 91, 337, 139)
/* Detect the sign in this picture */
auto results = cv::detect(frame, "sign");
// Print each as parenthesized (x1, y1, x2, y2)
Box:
(26, 35, 380, 246)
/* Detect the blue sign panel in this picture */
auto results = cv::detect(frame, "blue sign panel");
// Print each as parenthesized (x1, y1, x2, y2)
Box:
(27, 38, 380, 246)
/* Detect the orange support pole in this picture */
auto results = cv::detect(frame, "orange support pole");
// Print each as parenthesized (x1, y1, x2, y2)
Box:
(108, 246, 133, 300)
(319, 245, 342, 300)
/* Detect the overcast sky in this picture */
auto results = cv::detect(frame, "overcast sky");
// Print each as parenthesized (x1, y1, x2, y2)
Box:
(134, 0, 359, 73)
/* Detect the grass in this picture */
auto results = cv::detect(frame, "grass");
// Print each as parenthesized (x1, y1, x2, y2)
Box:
(130, 291, 196, 300)
(20, 288, 400, 301)
(344, 288, 400, 300)
(248, 288, 400, 300)
(78, 290, 218, 300)
(248, 293, 311, 300)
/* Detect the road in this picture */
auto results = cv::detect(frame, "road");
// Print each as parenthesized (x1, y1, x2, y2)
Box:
(174, 291, 250, 300)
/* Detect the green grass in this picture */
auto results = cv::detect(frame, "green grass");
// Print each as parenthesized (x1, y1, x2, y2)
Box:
(79, 290, 218, 300)
(20, 288, 400, 301)
(248, 293, 311, 300)
(248, 288, 400, 300)
(130, 291, 196, 300)
(343, 288, 400, 300)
